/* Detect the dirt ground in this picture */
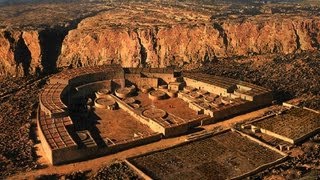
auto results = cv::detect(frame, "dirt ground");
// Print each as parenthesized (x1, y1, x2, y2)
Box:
(30, 161, 140, 180)
(130, 130, 284, 180)
(134, 92, 207, 121)
(93, 108, 153, 142)
(252, 108, 320, 140)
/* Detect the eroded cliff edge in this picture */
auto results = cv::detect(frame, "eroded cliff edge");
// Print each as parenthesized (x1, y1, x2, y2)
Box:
(0, 3, 319, 76)
(58, 14, 320, 69)
(0, 29, 67, 76)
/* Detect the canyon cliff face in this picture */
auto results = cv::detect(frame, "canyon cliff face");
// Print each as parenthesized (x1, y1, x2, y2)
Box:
(57, 12, 320, 69)
(0, 28, 67, 76)
(0, 30, 41, 76)
(0, 5, 319, 76)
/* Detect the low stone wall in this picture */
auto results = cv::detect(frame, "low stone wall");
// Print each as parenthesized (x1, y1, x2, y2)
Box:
(258, 127, 295, 144)
(126, 129, 230, 161)
(124, 160, 153, 180)
(282, 102, 299, 108)
(232, 155, 288, 180)
(293, 128, 320, 144)
(126, 74, 158, 88)
(39, 83, 69, 118)
(68, 71, 124, 87)
(303, 107, 320, 114)
(183, 77, 230, 96)
(37, 111, 75, 164)
(232, 129, 287, 156)
(230, 129, 288, 179)
(163, 123, 189, 137)
(111, 95, 149, 122)
(142, 73, 174, 84)
(110, 94, 191, 137)
(111, 78, 126, 90)
(108, 133, 162, 153)
(249, 107, 320, 145)
(75, 80, 112, 98)
(37, 110, 54, 164)
(49, 132, 162, 165)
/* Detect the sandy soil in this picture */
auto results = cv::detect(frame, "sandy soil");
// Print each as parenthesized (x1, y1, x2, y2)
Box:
(93, 108, 153, 141)
(130, 130, 284, 179)
(135, 92, 207, 121)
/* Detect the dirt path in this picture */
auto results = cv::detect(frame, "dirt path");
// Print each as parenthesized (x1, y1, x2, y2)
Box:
(8, 107, 270, 179)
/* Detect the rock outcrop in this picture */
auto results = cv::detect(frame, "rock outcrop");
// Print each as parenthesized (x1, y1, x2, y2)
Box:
(0, 30, 41, 76)
(0, 28, 68, 77)
(0, 4, 319, 76)
(58, 8, 320, 69)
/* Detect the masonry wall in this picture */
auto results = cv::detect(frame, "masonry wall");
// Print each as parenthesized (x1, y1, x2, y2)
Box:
(107, 133, 162, 153)
(234, 91, 254, 101)
(257, 127, 295, 144)
(183, 77, 229, 96)
(142, 73, 174, 84)
(252, 93, 273, 105)
(111, 78, 125, 90)
(125, 74, 158, 88)
(75, 80, 112, 98)
(69, 70, 124, 87)
(50, 134, 159, 165)
(110, 94, 166, 134)
(164, 124, 189, 137)
(37, 114, 54, 164)
(110, 94, 190, 137)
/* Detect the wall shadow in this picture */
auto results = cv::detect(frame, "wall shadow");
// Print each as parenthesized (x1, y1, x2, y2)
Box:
(15, 35, 32, 76)
(4, 31, 31, 76)
(69, 99, 107, 148)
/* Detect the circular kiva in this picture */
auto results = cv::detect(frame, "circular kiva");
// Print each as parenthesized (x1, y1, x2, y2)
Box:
(205, 93, 219, 98)
(142, 108, 167, 119)
(197, 89, 208, 96)
(189, 91, 201, 99)
(128, 85, 137, 93)
(204, 96, 215, 103)
(78, 132, 88, 141)
(221, 97, 233, 104)
(95, 97, 117, 110)
(115, 87, 132, 99)
(140, 85, 153, 93)
(198, 102, 210, 109)
(148, 90, 167, 100)
(211, 100, 223, 107)
(231, 94, 241, 99)
(86, 98, 93, 106)
(123, 97, 135, 104)
(130, 103, 140, 109)
(95, 88, 111, 98)
(184, 86, 196, 93)
(167, 90, 178, 98)
(159, 85, 168, 89)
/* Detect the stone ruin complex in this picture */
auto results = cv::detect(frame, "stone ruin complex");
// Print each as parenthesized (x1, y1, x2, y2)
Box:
(37, 64, 273, 164)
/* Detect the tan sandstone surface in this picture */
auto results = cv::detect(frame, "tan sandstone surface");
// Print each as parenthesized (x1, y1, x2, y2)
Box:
(58, 8, 320, 68)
